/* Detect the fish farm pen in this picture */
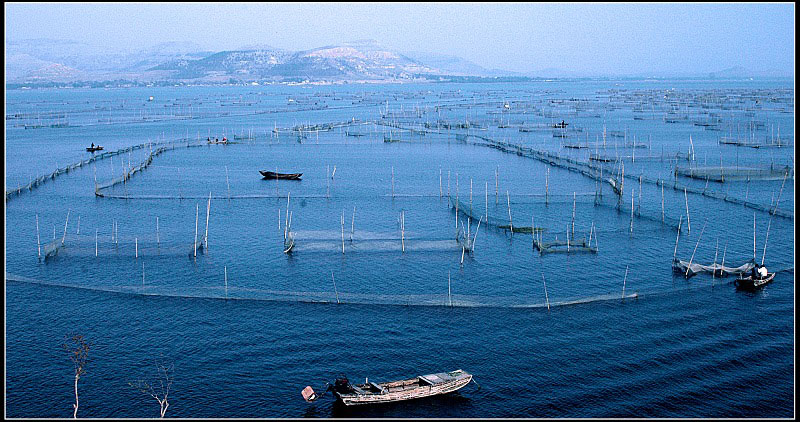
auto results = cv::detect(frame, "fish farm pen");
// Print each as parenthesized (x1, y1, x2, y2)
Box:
(5, 80, 794, 418)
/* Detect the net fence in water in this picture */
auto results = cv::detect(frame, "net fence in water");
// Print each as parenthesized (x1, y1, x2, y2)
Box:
(7, 272, 643, 308)
(671, 258, 756, 278)
(674, 165, 793, 182)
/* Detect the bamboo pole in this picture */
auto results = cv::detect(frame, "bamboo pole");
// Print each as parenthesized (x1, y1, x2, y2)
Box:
(630, 188, 634, 233)
(391, 166, 394, 198)
(156, 216, 160, 246)
(61, 209, 70, 246)
(673, 215, 683, 261)
(761, 215, 772, 266)
(341, 211, 345, 254)
(76, 215, 80, 235)
(350, 206, 355, 242)
(470, 178, 473, 214)
(661, 184, 665, 223)
(448, 270, 452, 307)
(194, 204, 199, 258)
(135, 237, 138, 258)
(545, 168, 549, 205)
(225, 166, 230, 199)
(712, 238, 719, 281)
(447, 170, 450, 198)
(506, 190, 513, 233)
(401, 211, 405, 253)
(541, 272, 550, 311)
(224, 265, 228, 299)
(331, 271, 340, 304)
(571, 192, 576, 238)
(36, 214, 41, 260)
(622, 265, 628, 299)
(686, 220, 707, 277)
(684, 188, 690, 234)
(495, 166, 499, 204)
(95, 229, 98, 257)
(485, 181, 488, 224)
(204, 191, 211, 249)
(753, 213, 756, 261)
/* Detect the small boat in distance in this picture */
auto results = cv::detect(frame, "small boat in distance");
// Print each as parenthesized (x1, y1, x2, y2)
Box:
(260, 171, 302, 180)
(86, 145, 104, 152)
(302, 369, 475, 406)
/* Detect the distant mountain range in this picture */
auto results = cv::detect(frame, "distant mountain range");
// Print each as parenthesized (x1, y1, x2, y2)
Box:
(4, 38, 793, 86)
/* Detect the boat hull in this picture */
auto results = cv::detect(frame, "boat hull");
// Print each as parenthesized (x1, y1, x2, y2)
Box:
(260, 171, 302, 180)
(734, 273, 775, 290)
(334, 370, 472, 406)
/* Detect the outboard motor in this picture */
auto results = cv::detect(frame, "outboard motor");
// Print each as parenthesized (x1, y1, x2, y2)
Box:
(333, 376, 355, 394)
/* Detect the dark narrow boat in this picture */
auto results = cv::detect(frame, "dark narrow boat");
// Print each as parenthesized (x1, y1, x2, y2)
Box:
(302, 369, 474, 406)
(734, 272, 775, 291)
(260, 171, 302, 180)
(86, 145, 104, 152)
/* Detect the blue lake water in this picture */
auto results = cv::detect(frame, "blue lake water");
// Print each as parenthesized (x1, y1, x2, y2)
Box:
(5, 80, 794, 417)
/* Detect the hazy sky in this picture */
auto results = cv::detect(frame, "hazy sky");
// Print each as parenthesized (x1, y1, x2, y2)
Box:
(5, 2, 795, 75)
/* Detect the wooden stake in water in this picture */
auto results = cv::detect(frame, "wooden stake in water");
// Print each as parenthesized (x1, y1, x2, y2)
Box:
(571, 192, 576, 238)
(673, 215, 683, 261)
(469, 178, 473, 214)
(135, 237, 138, 258)
(351, 206, 355, 242)
(224, 265, 228, 299)
(753, 213, 756, 261)
(485, 181, 489, 224)
(439, 168, 442, 198)
(401, 211, 405, 253)
(684, 188, 691, 234)
(712, 238, 719, 281)
(204, 191, 211, 249)
(76, 215, 80, 235)
(447, 170, 450, 198)
(36, 214, 41, 260)
(506, 190, 513, 233)
(156, 216, 160, 247)
(622, 265, 628, 299)
(448, 271, 453, 307)
(661, 184, 665, 223)
(761, 214, 772, 266)
(331, 271, 340, 304)
(630, 188, 634, 234)
(61, 209, 70, 246)
(545, 168, 549, 205)
(95, 229, 98, 257)
(686, 220, 707, 277)
(495, 166, 499, 205)
(391, 166, 395, 198)
(194, 204, 199, 258)
(225, 166, 230, 199)
(541, 272, 550, 311)
(341, 211, 345, 254)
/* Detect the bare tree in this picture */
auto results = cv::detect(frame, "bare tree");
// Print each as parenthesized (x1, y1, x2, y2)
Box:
(63, 334, 90, 418)
(130, 358, 173, 418)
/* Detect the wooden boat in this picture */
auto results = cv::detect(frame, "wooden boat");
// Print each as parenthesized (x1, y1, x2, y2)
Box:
(734, 272, 775, 291)
(260, 171, 302, 180)
(303, 370, 474, 406)
(86, 145, 104, 152)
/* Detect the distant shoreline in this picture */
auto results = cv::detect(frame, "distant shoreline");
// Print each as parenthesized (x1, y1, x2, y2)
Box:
(6, 75, 793, 91)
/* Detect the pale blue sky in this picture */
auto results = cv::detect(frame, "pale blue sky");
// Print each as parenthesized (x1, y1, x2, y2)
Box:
(5, 2, 795, 75)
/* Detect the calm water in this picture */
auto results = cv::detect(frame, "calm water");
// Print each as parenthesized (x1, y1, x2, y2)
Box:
(5, 80, 794, 417)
